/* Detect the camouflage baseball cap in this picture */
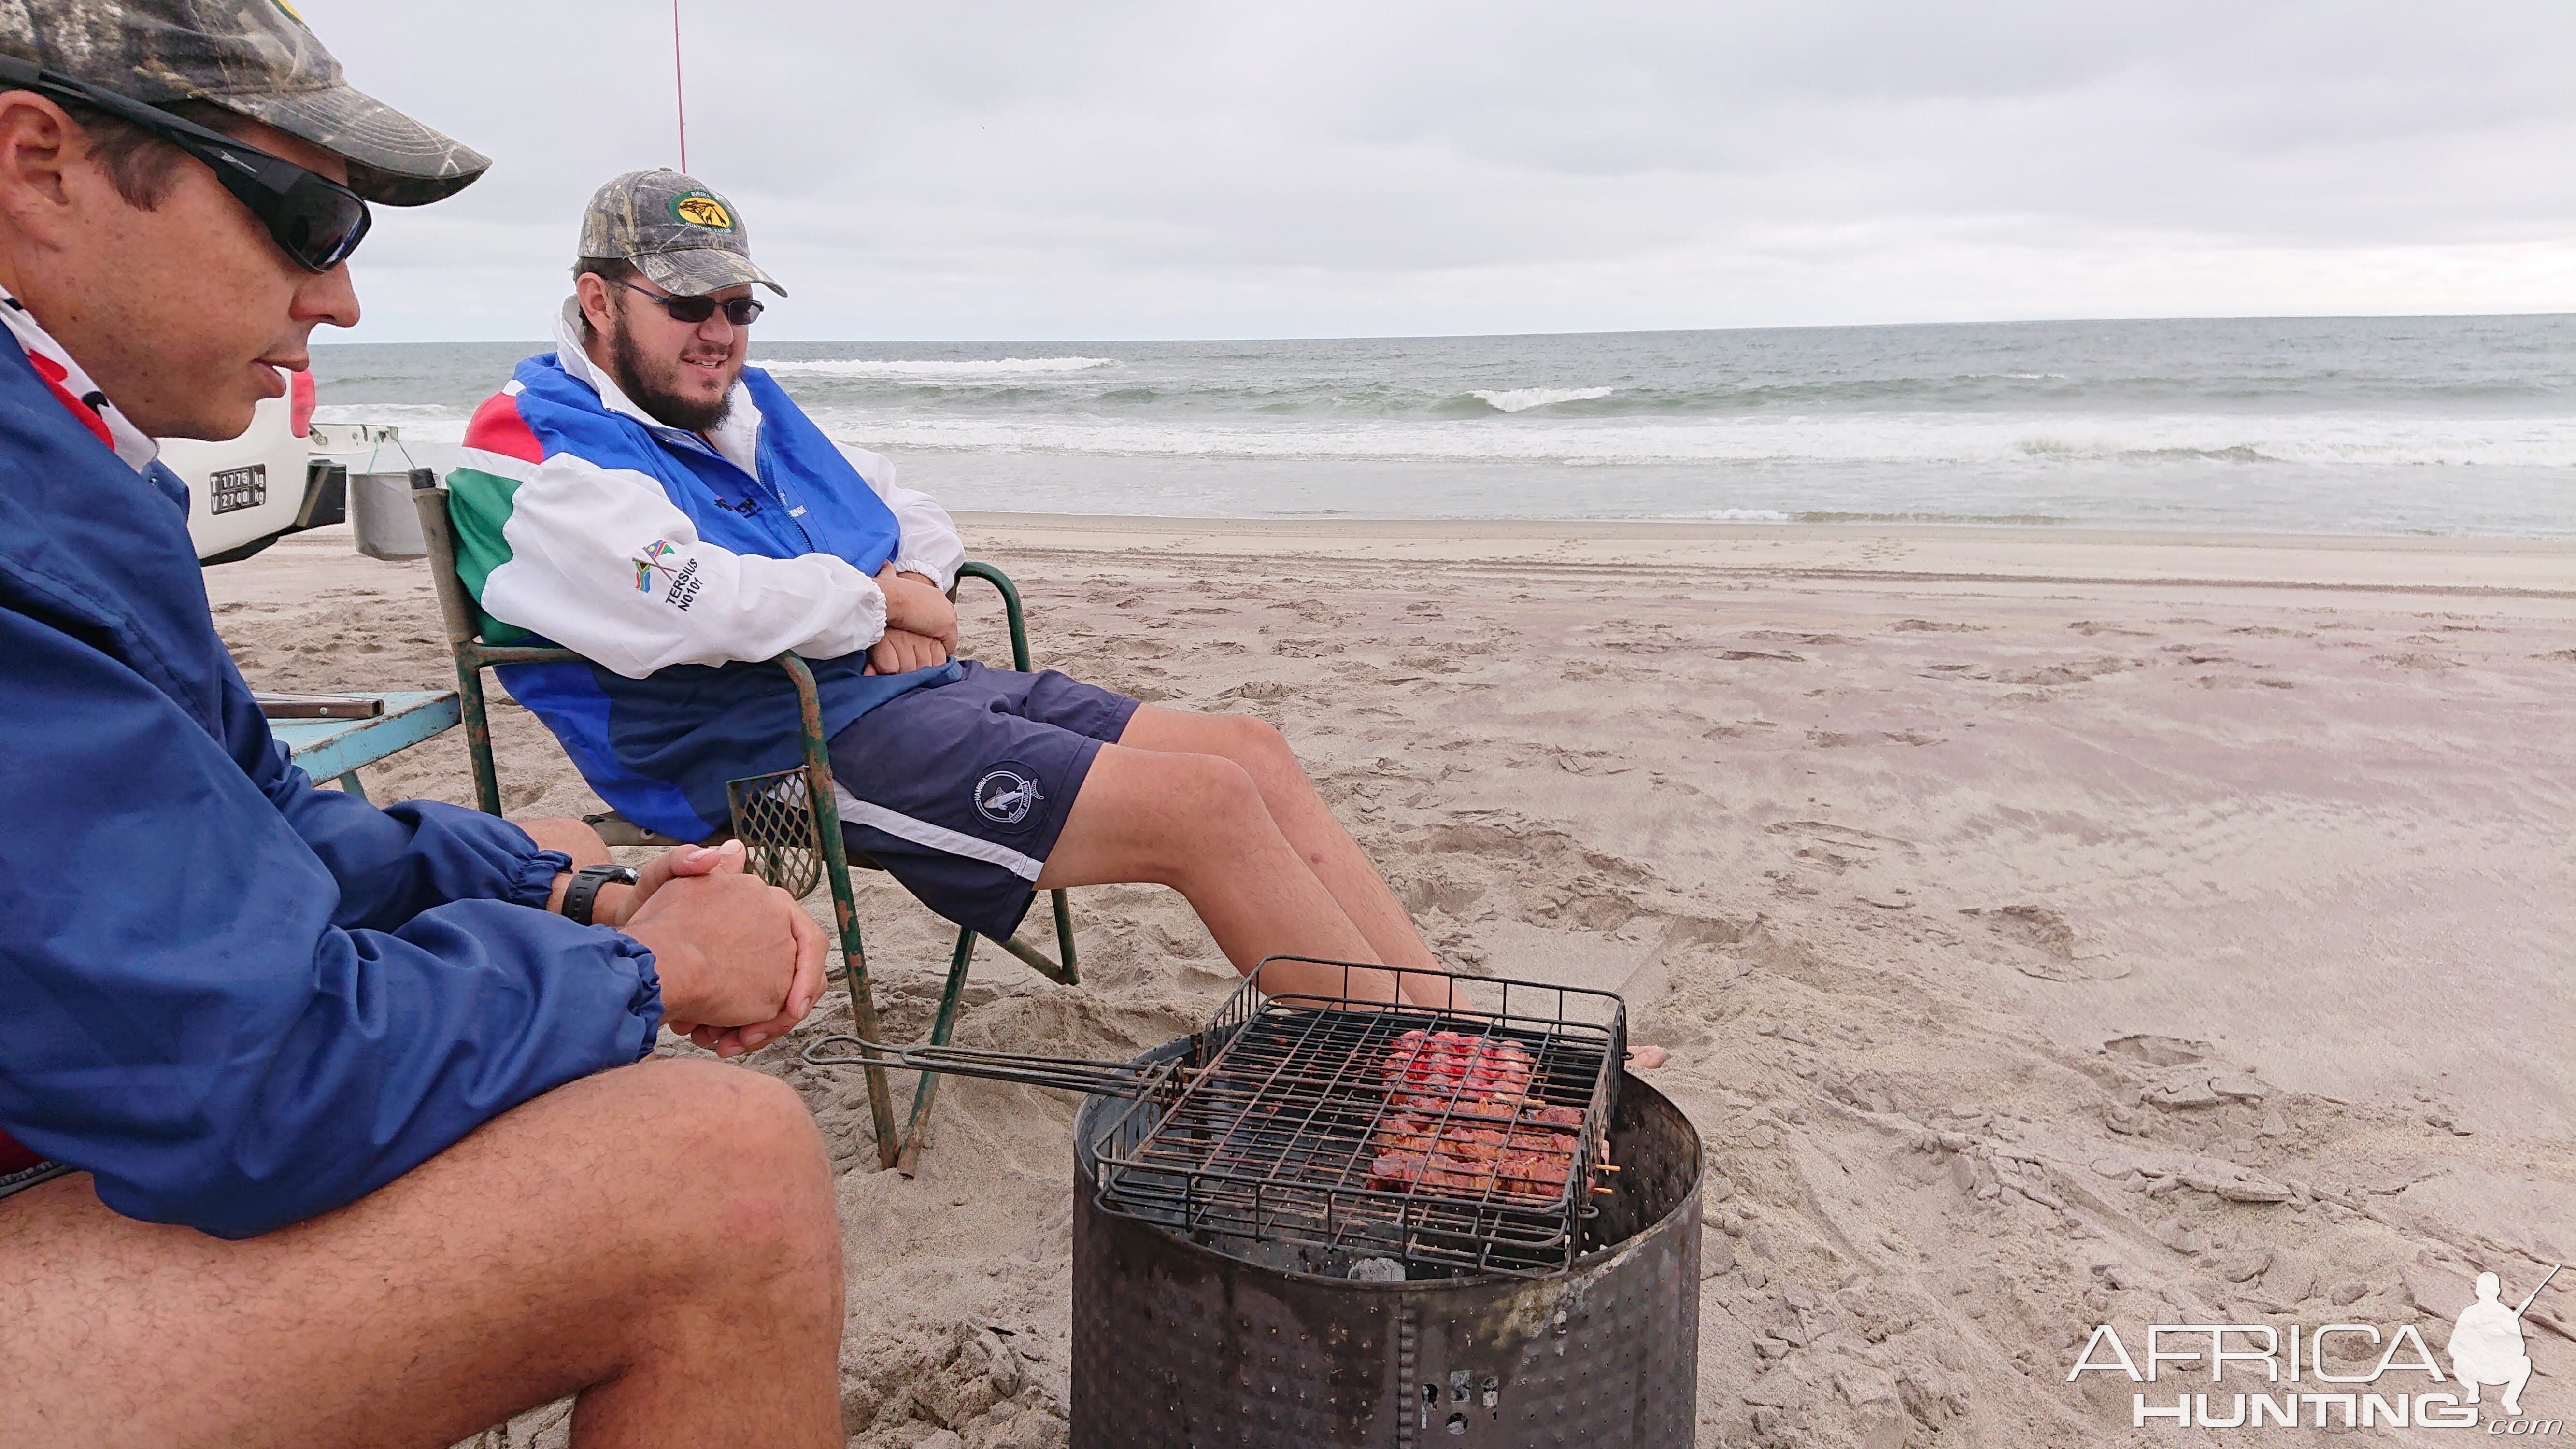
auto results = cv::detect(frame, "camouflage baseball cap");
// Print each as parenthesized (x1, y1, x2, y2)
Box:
(0, 0, 487, 206)
(580, 170, 786, 298)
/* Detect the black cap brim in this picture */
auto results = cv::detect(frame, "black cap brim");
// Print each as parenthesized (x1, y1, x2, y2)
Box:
(214, 84, 489, 206)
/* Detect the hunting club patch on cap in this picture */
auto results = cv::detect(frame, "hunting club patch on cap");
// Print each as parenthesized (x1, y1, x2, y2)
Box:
(669, 192, 737, 231)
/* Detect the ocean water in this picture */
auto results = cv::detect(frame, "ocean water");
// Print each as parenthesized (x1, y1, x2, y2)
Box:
(309, 315, 2576, 538)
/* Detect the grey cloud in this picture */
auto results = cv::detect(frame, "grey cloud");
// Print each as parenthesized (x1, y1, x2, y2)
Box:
(298, 0, 2573, 341)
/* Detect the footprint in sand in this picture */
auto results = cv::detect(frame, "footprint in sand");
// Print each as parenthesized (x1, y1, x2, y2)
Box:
(1959, 905, 2126, 981)
(2104, 1034, 2213, 1067)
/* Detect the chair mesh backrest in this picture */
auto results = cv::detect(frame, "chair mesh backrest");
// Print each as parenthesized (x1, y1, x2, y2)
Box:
(726, 768, 826, 899)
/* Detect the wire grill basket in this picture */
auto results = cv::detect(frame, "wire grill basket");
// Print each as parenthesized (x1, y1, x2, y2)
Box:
(1092, 959, 1624, 1277)
(808, 958, 1625, 1279)
(724, 767, 825, 899)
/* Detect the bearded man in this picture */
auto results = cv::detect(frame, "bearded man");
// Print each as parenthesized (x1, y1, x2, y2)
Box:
(446, 170, 1450, 1009)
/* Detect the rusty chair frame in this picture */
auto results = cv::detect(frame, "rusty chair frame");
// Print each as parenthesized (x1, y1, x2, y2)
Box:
(412, 486, 1076, 1174)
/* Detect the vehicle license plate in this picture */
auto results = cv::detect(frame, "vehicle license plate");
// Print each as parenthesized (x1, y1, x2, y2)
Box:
(209, 464, 268, 514)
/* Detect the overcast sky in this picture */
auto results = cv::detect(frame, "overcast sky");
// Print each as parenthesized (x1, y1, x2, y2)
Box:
(299, 0, 2575, 343)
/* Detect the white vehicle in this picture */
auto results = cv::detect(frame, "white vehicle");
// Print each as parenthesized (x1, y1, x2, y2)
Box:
(164, 368, 346, 564)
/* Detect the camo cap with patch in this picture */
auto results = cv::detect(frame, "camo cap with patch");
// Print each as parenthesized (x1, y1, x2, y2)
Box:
(0, 0, 488, 206)
(580, 170, 785, 298)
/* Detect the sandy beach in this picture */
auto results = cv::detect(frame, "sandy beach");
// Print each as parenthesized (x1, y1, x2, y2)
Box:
(206, 516, 2574, 1448)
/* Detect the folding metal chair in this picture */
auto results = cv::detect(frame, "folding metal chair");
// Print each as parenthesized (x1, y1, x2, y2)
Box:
(412, 486, 1077, 1174)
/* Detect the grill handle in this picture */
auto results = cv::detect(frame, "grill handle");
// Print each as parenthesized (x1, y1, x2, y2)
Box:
(802, 1034, 1182, 1099)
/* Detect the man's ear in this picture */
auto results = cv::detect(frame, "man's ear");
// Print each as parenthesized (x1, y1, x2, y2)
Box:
(0, 94, 83, 242)
(575, 271, 620, 339)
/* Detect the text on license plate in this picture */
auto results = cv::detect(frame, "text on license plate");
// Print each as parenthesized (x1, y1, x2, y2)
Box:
(208, 464, 268, 515)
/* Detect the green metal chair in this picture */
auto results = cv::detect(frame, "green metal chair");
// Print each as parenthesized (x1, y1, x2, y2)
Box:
(412, 486, 1076, 1175)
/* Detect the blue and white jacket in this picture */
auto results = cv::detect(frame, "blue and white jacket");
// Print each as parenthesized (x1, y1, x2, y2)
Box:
(446, 302, 967, 843)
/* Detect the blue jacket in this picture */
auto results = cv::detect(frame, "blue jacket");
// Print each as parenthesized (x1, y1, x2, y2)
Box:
(446, 331, 958, 844)
(0, 341, 663, 1239)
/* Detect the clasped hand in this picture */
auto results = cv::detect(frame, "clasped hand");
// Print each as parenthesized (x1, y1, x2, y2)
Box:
(614, 839, 826, 1058)
(866, 566, 957, 675)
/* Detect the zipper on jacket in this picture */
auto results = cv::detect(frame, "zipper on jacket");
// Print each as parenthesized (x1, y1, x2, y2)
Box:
(755, 455, 819, 555)
(653, 423, 818, 556)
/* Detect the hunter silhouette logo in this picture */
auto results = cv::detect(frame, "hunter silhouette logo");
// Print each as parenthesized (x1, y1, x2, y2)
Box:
(669, 193, 736, 230)
(973, 767, 1043, 827)
(633, 540, 680, 593)
(2452, 1265, 2557, 1418)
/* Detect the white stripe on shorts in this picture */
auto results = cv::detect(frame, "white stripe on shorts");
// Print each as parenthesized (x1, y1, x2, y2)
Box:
(833, 786, 1045, 881)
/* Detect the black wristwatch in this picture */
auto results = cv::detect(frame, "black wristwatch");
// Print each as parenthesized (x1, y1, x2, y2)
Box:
(561, 864, 640, 926)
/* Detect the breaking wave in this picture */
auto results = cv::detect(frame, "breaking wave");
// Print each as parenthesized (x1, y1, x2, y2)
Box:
(305, 314, 2576, 537)
(1468, 386, 1615, 412)
(813, 412, 2576, 471)
(310, 402, 469, 447)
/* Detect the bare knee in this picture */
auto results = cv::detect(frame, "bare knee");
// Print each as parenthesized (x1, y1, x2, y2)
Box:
(1146, 753, 1276, 878)
(624, 1062, 840, 1305)
(1202, 714, 1304, 796)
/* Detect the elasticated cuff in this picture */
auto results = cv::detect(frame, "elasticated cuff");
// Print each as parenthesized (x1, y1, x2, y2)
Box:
(891, 556, 960, 594)
(612, 934, 664, 1060)
(505, 848, 575, 910)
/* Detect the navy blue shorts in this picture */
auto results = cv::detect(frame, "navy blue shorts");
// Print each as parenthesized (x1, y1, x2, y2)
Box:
(827, 660, 1140, 938)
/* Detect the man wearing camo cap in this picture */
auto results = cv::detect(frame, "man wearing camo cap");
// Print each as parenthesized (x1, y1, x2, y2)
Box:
(446, 169, 1461, 1043)
(0, 6, 846, 1444)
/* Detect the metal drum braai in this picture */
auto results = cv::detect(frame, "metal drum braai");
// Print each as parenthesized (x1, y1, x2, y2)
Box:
(806, 958, 1703, 1448)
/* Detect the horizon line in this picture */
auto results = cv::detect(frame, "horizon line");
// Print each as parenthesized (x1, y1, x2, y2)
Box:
(317, 308, 2576, 350)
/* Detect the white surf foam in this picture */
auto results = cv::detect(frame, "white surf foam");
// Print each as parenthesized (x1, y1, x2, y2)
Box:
(1470, 386, 1614, 412)
(818, 411, 2576, 471)
(310, 402, 470, 446)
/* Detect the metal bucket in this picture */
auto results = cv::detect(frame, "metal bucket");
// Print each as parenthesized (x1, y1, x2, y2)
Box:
(350, 466, 435, 560)
(1069, 1044, 1702, 1448)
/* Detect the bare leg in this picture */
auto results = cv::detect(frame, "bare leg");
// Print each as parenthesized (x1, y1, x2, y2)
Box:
(0, 1058, 843, 1449)
(1113, 709, 1445, 1007)
(1104, 710, 1660, 1051)
(1036, 743, 1409, 1004)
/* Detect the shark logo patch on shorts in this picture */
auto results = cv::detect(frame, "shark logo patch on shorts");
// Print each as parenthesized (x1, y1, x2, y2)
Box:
(972, 764, 1045, 830)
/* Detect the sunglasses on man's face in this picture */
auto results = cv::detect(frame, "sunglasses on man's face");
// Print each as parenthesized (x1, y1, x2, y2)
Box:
(617, 279, 764, 327)
(0, 57, 372, 273)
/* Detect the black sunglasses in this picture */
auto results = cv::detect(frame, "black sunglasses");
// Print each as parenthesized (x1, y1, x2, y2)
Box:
(617, 279, 763, 327)
(0, 56, 371, 273)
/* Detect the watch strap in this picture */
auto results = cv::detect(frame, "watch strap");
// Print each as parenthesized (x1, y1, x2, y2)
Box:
(562, 864, 639, 926)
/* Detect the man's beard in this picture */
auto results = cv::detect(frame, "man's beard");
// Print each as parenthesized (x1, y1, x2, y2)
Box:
(605, 315, 735, 433)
